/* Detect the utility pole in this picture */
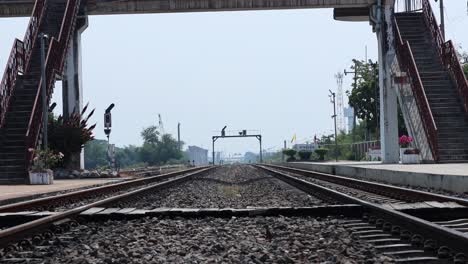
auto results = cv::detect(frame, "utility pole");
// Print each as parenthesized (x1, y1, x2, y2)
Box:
(177, 123, 181, 150)
(40, 33, 48, 149)
(329, 90, 338, 162)
(344, 62, 358, 148)
(282, 140, 286, 162)
(436, 0, 445, 40)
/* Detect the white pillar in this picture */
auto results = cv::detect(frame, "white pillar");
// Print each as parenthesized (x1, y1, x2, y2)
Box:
(378, 3, 400, 163)
(62, 16, 88, 170)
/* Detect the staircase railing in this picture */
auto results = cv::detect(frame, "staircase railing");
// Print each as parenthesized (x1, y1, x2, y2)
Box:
(25, 0, 81, 168)
(393, 18, 439, 161)
(421, 0, 468, 113)
(0, 0, 47, 129)
(0, 40, 25, 128)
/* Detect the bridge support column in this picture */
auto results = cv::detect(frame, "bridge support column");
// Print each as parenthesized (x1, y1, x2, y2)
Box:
(378, 2, 399, 163)
(62, 15, 88, 170)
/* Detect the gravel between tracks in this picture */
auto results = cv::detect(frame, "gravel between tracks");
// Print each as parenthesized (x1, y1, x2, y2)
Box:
(4, 216, 394, 263)
(114, 165, 324, 209)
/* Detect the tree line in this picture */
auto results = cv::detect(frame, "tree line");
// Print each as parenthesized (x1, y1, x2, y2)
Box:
(84, 125, 185, 169)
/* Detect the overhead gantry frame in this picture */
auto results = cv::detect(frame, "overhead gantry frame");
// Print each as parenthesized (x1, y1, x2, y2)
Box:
(212, 130, 262, 165)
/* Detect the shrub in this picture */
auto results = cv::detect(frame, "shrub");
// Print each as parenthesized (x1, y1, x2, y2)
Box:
(297, 151, 312, 161)
(48, 103, 96, 168)
(29, 148, 64, 171)
(282, 149, 297, 162)
(314, 148, 329, 161)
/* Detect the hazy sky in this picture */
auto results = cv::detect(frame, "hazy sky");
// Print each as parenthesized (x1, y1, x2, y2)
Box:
(1, 2, 467, 155)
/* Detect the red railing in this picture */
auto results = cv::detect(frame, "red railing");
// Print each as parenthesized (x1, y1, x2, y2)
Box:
(443, 41, 468, 113)
(421, 0, 468, 113)
(25, 0, 81, 168)
(421, 0, 444, 62)
(394, 18, 439, 161)
(0, 40, 25, 127)
(0, 0, 47, 129)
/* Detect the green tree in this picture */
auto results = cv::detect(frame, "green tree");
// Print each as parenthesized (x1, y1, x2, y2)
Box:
(158, 134, 183, 163)
(297, 151, 312, 161)
(457, 47, 468, 79)
(84, 139, 108, 169)
(244, 152, 258, 163)
(138, 125, 183, 165)
(282, 149, 297, 162)
(315, 148, 328, 161)
(346, 59, 379, 140)
(115, 145, 141, 168)
(141, 126, 160, 145)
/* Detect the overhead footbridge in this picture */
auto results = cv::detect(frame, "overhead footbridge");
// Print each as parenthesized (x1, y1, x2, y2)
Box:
(0, 0, 375, 17)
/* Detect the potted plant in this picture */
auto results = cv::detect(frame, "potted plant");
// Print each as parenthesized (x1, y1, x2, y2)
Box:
(282, 149, 297, 162)
(48, 103, 96, 170)
(399, 135, 413, 160)
(28, 148, 64, 185)
(314, 148, 329, 161)
(297, 151, 312, 161)
(401, 148, 420, 164)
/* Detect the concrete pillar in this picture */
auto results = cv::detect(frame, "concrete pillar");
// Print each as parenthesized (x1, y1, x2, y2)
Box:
(62, 15, 88, 170)
(378, 3, 400, 163)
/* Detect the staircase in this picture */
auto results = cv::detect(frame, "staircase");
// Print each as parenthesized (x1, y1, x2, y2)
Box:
(0, 0, 80, 183)
(394, 5, 468, 163)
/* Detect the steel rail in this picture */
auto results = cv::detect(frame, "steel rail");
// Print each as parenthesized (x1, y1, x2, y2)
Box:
(262, 164, 468, 206)
(0, 167, 214, 248)
(255, 165, 468, 257)
(0, 166, 209, 213)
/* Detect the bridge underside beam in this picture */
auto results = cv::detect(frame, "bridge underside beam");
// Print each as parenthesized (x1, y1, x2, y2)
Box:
(0, 0, 375, 17)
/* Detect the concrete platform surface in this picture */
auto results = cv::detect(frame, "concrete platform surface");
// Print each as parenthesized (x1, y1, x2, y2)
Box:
(0, 179, 123, 203)
(282, 161, 468, 194)
(307, 161, 468, 176)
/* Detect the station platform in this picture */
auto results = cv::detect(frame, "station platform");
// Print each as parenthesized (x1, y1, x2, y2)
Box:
(0, 178, 125, 205)
(279, 161, 468, 194)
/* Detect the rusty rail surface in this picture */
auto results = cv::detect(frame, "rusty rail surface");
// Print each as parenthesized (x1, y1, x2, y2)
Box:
(393, 17, 439, 161)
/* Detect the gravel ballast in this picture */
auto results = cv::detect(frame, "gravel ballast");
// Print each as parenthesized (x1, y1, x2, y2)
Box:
(114, 165, 324, 209)
(5, 216, 394, 263)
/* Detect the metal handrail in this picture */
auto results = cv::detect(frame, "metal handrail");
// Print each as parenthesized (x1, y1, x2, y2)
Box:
(0, 0, 46, 129)
(25, 0, 81, 169)
(0, 40, 25, 128)
(393, 17, 439, 161)
(421, 0, 468, 113)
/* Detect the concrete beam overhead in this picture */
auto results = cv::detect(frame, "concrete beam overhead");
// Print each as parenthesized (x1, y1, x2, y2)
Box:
(0, 0, 376, 17)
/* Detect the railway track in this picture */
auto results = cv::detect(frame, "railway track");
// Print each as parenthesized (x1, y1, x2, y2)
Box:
(256, 164, 468, 263)
(0, 164, 467, 263)
(0, 166, 207, 213)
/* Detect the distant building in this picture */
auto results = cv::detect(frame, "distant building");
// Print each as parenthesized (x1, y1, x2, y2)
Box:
(292, 143, 318, 152)
(186, 146, 208, 165)
(344, 107, 355, 133)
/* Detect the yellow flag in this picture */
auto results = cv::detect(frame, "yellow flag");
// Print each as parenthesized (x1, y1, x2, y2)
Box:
(291, 134, 296, 143)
